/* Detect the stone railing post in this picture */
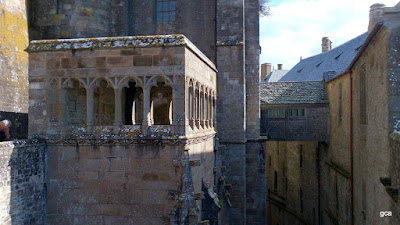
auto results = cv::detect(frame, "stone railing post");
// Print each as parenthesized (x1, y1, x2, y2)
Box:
(114, 87, 123, 133)
(86, 86, 94, 133)
(142, 85, 152, 132)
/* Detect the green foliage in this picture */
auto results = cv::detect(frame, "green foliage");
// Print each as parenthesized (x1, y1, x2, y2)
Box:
(260, 0, 271, 17)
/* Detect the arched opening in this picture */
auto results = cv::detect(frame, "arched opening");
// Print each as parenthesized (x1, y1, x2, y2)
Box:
(65, 79, 87, 126)
(122, 81, 143, 125)
(150, 77, 173, 125)
(93, 79, 115, 126)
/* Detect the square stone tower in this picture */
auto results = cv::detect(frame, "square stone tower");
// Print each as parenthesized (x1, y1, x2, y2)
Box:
(27, 0, 264, 224)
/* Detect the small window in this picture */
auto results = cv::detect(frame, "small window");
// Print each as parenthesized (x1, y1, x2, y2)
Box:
(273, 109, 279, 118)
(268, 108, 285, 118)
(156, 0, 176, 23)
(288, 108, 305, 118)
(274, 171, 278, 190)
(279, 109, 285, 118)
(300, 145, 303, 167)
(268, 109, 273, 118)
(299, 109, 305, 117)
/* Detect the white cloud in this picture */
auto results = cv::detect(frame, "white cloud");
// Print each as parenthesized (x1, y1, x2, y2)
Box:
(260, 0, 399, 70)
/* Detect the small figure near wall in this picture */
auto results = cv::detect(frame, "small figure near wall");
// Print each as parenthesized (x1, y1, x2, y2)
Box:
(0, 120, 11, 141)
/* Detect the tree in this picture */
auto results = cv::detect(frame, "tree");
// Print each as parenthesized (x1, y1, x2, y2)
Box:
(260, 0, 271, 17)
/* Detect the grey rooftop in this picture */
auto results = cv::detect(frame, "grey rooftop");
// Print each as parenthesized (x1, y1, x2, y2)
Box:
(278, 33, 368, 81)
(262, 69, 289, 82)
(260, 81, 329, 104)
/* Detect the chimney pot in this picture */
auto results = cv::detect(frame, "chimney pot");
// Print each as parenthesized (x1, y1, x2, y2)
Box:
(368, 3, 386, 34)
(278, 64, 283, 70)
(261, 63, 272, 81)
(322, 37, 332, 53)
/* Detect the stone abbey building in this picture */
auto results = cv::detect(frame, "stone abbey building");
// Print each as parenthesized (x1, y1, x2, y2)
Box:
(0, 0, 265, 224)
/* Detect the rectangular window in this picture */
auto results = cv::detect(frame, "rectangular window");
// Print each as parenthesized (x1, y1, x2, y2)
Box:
(280, 109, 285, 118)
(268, 109, 273, 118)
(273, 109, 279, 118)
(288, 108, 305, 118)
(299, 109, 305, 117)
(299, 145, 303, 167)
(156, 0, 176, 23)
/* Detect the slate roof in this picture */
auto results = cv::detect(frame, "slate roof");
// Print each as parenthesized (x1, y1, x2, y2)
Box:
(260, 81, 329, 104)
(278, 32, 368, 81)
(262, 70, 289, 82)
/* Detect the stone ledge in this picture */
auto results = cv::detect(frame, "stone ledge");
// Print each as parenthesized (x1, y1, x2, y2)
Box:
(0, 139, 45, 148)
(27, 34, 217, 72)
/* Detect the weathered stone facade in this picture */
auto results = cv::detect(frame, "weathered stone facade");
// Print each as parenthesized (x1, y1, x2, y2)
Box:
(266, 141, 326, 225)
(27, 35, 218, 224)
(323, 4, 400, 224)
(0, 140, 47, 225)
(0, 0, 29, 139)
(0, 0, 264, 224)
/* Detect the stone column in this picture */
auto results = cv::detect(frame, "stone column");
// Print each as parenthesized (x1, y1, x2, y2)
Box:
(58, 83, 67, 134)
(86, 86, 94, 133)
(200, 89, 204, 128)
(192, 83, 197, 129)
(142, 85, 152, 131)
(196, 88, 201, 128)
(113, 87, 123, 133)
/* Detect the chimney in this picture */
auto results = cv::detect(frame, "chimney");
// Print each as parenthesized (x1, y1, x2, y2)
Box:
(261, 63, 272, 81)
(277, 64, 283, 70)
(368, 3, 385, 34)
(322, 37, 332, 52)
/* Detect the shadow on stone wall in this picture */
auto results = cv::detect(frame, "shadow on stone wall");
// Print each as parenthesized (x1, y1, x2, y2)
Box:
(0, 140, 46, 225)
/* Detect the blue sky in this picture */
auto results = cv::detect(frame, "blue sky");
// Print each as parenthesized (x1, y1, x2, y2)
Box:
(260, 0, 399, 70)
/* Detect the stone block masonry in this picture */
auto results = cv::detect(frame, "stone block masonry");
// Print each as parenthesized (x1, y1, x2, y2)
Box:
(0, 0, 29, 139)
(0, 140, 47, 225)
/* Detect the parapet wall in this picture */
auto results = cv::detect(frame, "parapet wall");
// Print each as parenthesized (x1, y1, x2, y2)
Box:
(0, 140, 47, 225)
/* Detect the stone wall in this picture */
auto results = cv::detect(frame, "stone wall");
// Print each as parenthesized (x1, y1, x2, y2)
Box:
(261, 103, 329, 141)
(266, 141, 322, 225)
(47, 142, 181, 224)
(0, 0, 29, 139)
(351, 25, 394, 225)
(46, 136, 215, 224)
(386, 7, 400, 224)
(324, 73, 352, 225)
(28, 0, 217, 64)
(0, 140, 47, 225)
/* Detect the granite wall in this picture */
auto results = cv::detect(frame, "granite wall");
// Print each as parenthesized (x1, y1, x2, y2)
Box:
(0, 140, 47, 225)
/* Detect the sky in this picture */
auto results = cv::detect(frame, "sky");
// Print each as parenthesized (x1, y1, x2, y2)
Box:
(260, 0, 400, 71)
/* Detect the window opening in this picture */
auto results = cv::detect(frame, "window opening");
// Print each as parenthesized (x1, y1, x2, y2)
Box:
(123, 81, 143, 125)
(156, 0, 176, 22)
(93, 80, 115, 126)
(65, 79, 87, 126)
(150, 78, 173, 125)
